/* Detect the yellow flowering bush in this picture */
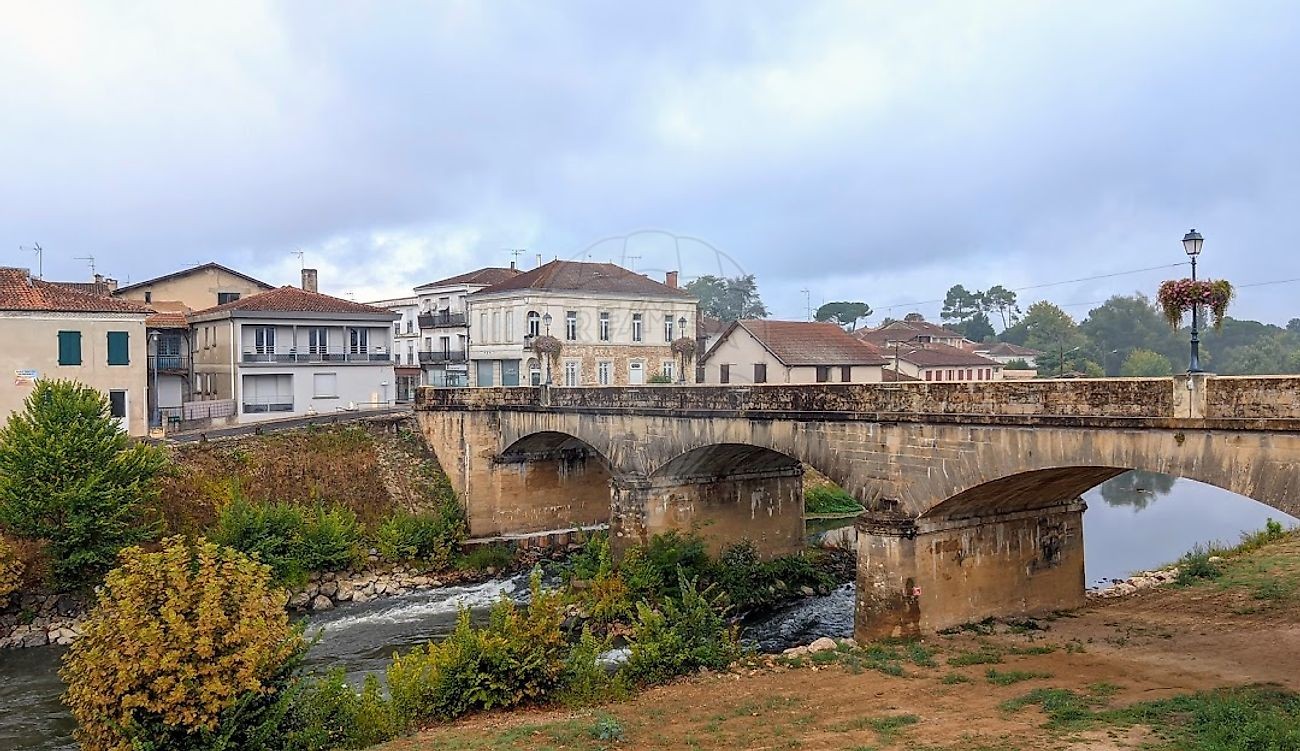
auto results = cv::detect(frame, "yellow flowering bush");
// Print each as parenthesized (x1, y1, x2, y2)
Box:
(0, 535, 23, 607)
(61, 536, 303, 751)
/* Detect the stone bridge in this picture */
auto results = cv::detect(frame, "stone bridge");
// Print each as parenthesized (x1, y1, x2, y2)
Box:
(415, 375, 1300, 639)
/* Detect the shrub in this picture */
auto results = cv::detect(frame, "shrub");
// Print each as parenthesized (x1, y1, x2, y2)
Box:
(0, 535, 23, 608)
(1175, 543, 1225, 585)
(804, 485, 864, 515)
(623, 574, 740, 686)
(0, 379, 167, 590)
(620, 531, 711, 603)
(1239, 517, 1290, 552)
(375, 508, 464, 567)
(282, 670, 397, 750)
(298, 505, 363, 573)
(210, 500, 362, 584)
(565, 531, 615, 584)
(557, 627, 628, 707)
(386, 571, 568, 724)
(61, 537, 304, 751)
(712, 540, 834, 612)
(457, 543, 514, 573)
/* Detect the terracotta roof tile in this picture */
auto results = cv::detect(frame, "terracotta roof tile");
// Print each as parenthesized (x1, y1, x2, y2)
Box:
(473, 260, 693, 299)
(856, 319, 967, 346)
(975, 342, 1044, 357)
(891, 342, 1001, 367)
(0, 268, 151, 314)
(145, 311, 190, 328)
(712, 319, 889, 366)
(415, 267, 522, 289)
(190, 286, 397, 317)
(48, 280, 114, 297)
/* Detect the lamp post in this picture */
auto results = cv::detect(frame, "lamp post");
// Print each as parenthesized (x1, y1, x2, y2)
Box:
(1057, 344, 1081, 378)
(1183, 229, 1204, 373)
(542, 312, 553, 386)
(677, 316, 688, 384)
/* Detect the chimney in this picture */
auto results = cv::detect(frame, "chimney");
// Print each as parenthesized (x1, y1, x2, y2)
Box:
(535, 253, 542, 269)
(103, 277, 118, 292)
(665, 270, 679, 289)
(301, 268, 319, 293)
(509, 260, 516, 270)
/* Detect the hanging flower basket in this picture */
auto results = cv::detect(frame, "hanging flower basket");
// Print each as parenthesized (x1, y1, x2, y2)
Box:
(671, 336, 697, 360)
(1157, 278, 1233, 331)
(532, 334, 562, 361)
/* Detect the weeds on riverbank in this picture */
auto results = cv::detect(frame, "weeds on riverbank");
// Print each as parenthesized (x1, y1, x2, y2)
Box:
(804, 485, 864, 515)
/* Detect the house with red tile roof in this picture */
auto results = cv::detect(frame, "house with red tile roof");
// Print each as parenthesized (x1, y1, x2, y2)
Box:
(0, 267, 152, 435)
(855, 314, 971, 350)
(699, 320, 889, 385)
(466, 260, 697, 387)
(882, 341, 1004, 382)
(187, 270, 398, 423)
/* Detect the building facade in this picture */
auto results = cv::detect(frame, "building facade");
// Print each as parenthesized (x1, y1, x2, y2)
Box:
(883, 342, 1004, 382)
(700, 320, 888, 385)
(113, 262, 273, 309)
(467, 261, 696, 387)
(188, 277, 397, 423)
(1, 267, 151, 435)
(412, 267, 520, 387)
(973, 341, 1043, 368)
(856, 314, 971, 349)
(366, 295, 422, 402)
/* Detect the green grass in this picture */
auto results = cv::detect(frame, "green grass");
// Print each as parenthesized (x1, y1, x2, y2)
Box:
(947, 648, 1003, 667)
(984, 668, 1052, 686)
(804, 485, 865, 515)
(831, 714, 920, 744)
(940, 673, 973, 684)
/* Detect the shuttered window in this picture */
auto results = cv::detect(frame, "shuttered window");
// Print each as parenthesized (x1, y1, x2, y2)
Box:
(107, 331, 130, 365)
(754, 363, 767, 383)
(57, 331, 82, 365)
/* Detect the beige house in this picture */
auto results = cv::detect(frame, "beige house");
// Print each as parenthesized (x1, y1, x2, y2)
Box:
(467, 261, 696, 386)
(856, 314, 971, 350)
(1, 267, 151, 435)
(883, 342, 1004, 382)
(189, 272, 397, 423)
(700, 320, 888, 385)
(113, 262, 273, 310)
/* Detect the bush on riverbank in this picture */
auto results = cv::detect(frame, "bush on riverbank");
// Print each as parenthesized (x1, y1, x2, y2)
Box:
(62, 536, 304, 751)
(375, 507, 465, 567)
(804, 484, 864, 515)
(0, 535, 23, 608)
(211, 499, 364, 585)
(0, 380, 167, 591)
(623, 574, 741, 686)
(282, 670, 397, 750)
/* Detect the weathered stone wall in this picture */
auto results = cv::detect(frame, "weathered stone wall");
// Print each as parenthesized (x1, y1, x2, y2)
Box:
(855, 502, 1086, 639)
(1205, 375, 1300, 419)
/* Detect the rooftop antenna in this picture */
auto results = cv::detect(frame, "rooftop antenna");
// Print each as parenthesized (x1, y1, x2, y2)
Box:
(74, 255, 96, 276)
(801, 288, 812, 321)
(20, 243, 43, 279)
(505, 248, 526, 265)
(627, 255, 641, 272)
(291, 250, 305, 270)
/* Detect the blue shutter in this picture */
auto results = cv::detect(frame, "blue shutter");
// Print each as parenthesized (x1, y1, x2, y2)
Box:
(58, 331, 82, 366)
(107, 331, 130, 366)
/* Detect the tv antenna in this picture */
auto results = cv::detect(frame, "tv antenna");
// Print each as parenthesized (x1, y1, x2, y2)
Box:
(20, 243, 43, 279)
(291, 250, 305, 270)
(75, 255, 97, 276)
(505, 248, 526, 265)
(626, 255, 641, 271)
(801, 288, 812, 321)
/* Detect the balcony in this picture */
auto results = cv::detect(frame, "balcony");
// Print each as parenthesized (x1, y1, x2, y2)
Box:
(418, 311, 467, 329)
(149, 354, 190, 373)
(419, 350, 468, 365)
(241, 351, 392, 364)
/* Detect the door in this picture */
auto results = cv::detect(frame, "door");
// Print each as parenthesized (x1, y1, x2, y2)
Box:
(628, 361, 645, 385)
(108, 390, 128, 432)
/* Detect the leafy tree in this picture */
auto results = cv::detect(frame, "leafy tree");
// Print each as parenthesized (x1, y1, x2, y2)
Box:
(1099, 470, 1176, 510)
(955, 311, 995, 343)
(1120, 349, 1174, 377)
(0, 379, 167, 590)
(1289, 318, 1300, 334)
(982, 285, 1021, 329)
(1214, 333, 1300, 375)
(1080, 295, 1183, 375)
(940, 284, 981, 324)
(1003, 358, 1031, 370)
(1016, 302, 1089, 376)
(684, 274, 768, 321)
(815, 301, 872, 331)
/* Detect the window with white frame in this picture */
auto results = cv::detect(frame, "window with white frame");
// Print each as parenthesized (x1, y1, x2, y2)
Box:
(252, 326, 275, 354)
(348, 328, 369, 354)
(662, 361, 675, 381)
(597, 360, 612, 385)
(308, 327, 328, 354)
(565, 311, 577, 341)
(631, 313, 643, 342)
(598, 312, 610, 341)
(527, 311, 541, 338)
(313, 372, 338, 398)
(664, 314, 674, 341)
(563, 360, 580, 386)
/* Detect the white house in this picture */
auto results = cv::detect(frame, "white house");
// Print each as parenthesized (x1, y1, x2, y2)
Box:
(467, 260, 697, 386)
(188, 270, 398, 422)
(700, 319, 888, 385)
(973, 341, 1043, 368)
(882, 342, 1004, 382)
(411, 267, 521, 387)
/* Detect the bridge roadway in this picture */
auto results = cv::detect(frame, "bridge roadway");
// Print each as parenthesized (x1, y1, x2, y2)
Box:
(415, 375, 1300, 639)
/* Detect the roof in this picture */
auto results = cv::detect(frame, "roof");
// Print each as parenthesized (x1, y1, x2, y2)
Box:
(856, 318, 966, 346)
(472, 260, 693, 299)
(415, 267, 522, 290)
(709, 319, 889, 367)
(891, 342, 1001, 368)
(189, 286, 398, 318)
(975, 342, 1044, 357)
(113, 262, 273, 295)
(145, 311, 190, 329)
(48, 280, 114, 297)
(0, 267, 151, 314)
(698, 315, 729, 337)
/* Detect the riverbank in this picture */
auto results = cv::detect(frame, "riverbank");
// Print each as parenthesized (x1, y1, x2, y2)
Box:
(375, 531, 1300, 751)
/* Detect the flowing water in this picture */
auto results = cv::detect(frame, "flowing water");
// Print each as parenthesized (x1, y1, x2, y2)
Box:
(3, 472, 1296, 750)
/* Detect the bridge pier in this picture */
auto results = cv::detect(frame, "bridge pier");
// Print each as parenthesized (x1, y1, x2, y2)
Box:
(610, 466, 806, 558)
(854, 500, 1086, 639)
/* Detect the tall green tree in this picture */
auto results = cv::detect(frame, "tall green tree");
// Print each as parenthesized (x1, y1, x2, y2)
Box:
(955, 311, 996, 343)
(1080, 295, 1183, 375)
(0, 380, 167, 590)
(940, 284, 981, 325)
(1119, 349, 1174, 377)
(684, 274, 768, 321)
(1017, 301, 1089, 375)
(982, 285, 1021, 329)
(815, 301, 872, 331)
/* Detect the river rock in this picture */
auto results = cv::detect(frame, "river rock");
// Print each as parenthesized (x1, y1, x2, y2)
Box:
(319, 581, 338, 598)
(799, 585, 816, 597)
(807, 637, 838, 653)
(335, 581, 354, 602)
(288, 591, 311, 609)
(311, 595, 334, 611)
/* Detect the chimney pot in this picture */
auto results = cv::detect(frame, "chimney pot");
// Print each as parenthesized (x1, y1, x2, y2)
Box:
(301, 268, 319, 293)
(665, 270, 679, 289)
(509, 260, 516, 270)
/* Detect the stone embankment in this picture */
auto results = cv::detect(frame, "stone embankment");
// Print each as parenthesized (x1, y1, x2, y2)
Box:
(1088, 565, 1183, 599)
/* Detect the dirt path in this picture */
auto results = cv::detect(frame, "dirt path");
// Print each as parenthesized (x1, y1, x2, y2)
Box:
(379, 536, 1300, 750)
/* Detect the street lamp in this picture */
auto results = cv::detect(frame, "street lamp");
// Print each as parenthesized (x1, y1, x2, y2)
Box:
(1183, 229, 1204, 373)
(1058, 344, 1081, 378)
(677, 316, 688, 384)
(542, 312, 553, 386)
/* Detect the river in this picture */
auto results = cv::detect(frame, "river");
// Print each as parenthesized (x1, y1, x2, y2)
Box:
(2, 471, 1295, 750)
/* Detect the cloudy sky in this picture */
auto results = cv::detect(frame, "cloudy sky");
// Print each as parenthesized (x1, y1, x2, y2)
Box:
(3, 1, 1298, 324)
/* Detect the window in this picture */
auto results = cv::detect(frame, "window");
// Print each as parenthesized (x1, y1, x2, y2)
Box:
(662, 361, 675, 381)
(946, 369, 954, 380)
(476, 360, 495, 386)
(491, 311, 500, 342)
(631, 313, 643, 342)
(57, 330, 82, 366)
(505, 311, 513, 341)
(348, 328, 369, 354)
(966, 368, 973, 380)
(313, 372, 338, 398)
(664, 315, 675, 341)
(144, 291, 152, 303)
(841, 365, 852, 382)
(597, 361, 612, 385)
(501, 360, 520, 387)
(598, 312, 610, 341)
(527, 311, 541, 338)
(565, 311, 577, 341)
(564, 360, 579, 387)
(440, 336, 451, 356)
(754, 363, 767, 383)
(217, 292, 241, 305)
(308, 327, 328, 354)
(253, 326, 275, 354)
(925, 370, 933, 381)
(720, 363, 730, 384)
(107, 331, 130, 365)
(816, 365, 831, 383)
(108, 390, 127, 422)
